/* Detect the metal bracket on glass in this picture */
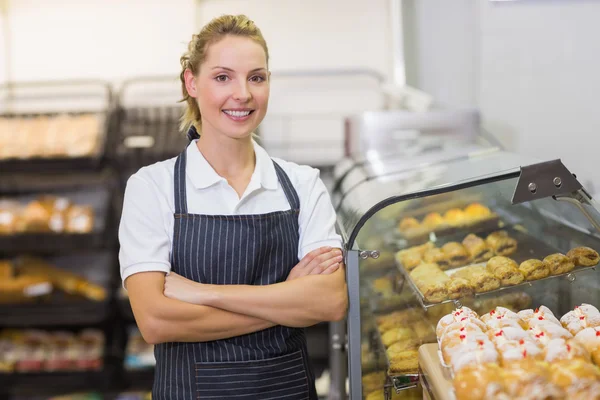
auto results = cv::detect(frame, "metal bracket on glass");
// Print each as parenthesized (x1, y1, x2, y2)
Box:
(512, 159, 582, 205)
(359, 250, 380, 259)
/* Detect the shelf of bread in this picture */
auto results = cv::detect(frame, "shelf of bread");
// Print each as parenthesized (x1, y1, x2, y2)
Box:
(0, 192, 109, 253)
(395, 225, 600, 309)
(397, 202, 500, 245)
(421, 303, 600, 399)
(0, 254, 112, 326)
(0, 113, 108, 172)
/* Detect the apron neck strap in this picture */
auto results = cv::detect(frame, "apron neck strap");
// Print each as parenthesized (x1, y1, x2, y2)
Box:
(174, 148, 188, 214)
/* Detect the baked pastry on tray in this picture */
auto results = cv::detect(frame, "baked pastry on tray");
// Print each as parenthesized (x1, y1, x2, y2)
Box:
(398, 217, 420, 232)
(422, 247, 450, 270)
(447, 277, 474, 300)
(452, 265, 501, 293)
(387, 350, 419, 374)
(442, 242, 470, 268)
(567, 246, 600, 267)
(462, 234, 493, 263)
(409, 263, 449, 303)
(518, 259, 550, 281)
(486, 256, 524, 286)
(422, 212, 445, 229)
(444, 208, 468, 226)
(543, 253, 575, 275)
(485, 230, 518, 256)
(464, 203, 493, 220)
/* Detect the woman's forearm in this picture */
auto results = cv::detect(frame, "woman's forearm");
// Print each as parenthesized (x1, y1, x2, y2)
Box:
(204, 267, 348, 328)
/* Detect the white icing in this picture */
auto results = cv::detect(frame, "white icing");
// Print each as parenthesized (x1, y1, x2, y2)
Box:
(574, 327, 600, 352)
(485, 318, 523, 331)
(518, 306, 561, 327)
(481, 306, 520, 323)
(54, 198, 70, 211)
(48, 213, 64, 233)
(451, 343, 498, 373)
(440, 320, 485, 344)
(0, 211, 14, 225)
(529, 321, 572, 346)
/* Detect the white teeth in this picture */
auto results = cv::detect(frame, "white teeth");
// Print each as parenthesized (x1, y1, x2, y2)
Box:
(224, 110, 251, 117)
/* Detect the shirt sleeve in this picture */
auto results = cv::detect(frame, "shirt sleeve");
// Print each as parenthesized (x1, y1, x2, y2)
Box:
(119, 174, 172, 285)
(297, 168, 343, 260)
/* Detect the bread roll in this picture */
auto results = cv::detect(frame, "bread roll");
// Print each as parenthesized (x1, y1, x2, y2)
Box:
(567, 246, 600, 267)
(486, 256, 524, 286)
(462, 233, 493, 263)
(543, 253, 575, 275)
(486, 231, 518, 256)
(518, 259, 550, 281)
(410, 263, 449, 303)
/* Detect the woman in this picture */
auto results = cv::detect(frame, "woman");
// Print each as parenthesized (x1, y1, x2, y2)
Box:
(119, 14, 348, 400)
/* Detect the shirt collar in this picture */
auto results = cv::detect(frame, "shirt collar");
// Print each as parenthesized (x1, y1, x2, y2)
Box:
(185, 139, 278, 190)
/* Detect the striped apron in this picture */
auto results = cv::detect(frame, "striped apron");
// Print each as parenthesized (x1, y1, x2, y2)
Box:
(152, 144, 317, 400)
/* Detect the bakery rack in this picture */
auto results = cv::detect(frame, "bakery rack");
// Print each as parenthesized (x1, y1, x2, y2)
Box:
(394, 224, 599, 311)
(0, 80, 115, 173)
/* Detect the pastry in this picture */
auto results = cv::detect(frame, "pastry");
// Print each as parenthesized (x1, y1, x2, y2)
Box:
(362, 371, 387, 394)
(518, 306, 561, 328)
(453, 266, 501, 293)
(502, 360, 565, 399)
(0, 275, 53, 304)
(0, 260, 14, 280)
(453, 364, 509, 400)
(498, 338, 543, 364)
(436, 307, 479, 338)
(422, 248, 450, 269)
(442, 242, 470, 267)
(549, 359, 600, 390)
(380, 327, 415, 348)
(567, 246, 600, 267)
(473, 292, 532, 315)
(485, 231, 518, 256)
(441, 333, 492, 365)
(446, 277, 474, 300)
(543, 253, 575, 275)
(529, 320, 573, 346)
(486, 256, 524, 286)
(462, 234, 493, 263)
(518, 259, 550, 281)
(444, 208, 468, 226)
(65, 205, 94, 234)
(450, 339, 499, 373)
(0, 200, 22, 235)
(481, 307, 527, 330)
(371, 277, 393, 297)
(544, 338, 590, 363)
(398, 217, 420, 232)
(395, 250, 421, 271)
(386, 339, 420, 355)
(387, 350, 419, 374)
(560, 304, 600, 336)
(464, 203, 493, 220)
(412, 321, 436, 343)
(441, 319, 487, 343)
(487, 326, 531, 345)
(574, 327, 600, 365)
(409, 263, 449, 303)
(422, 212, 444, 229)
(376, 309, 423, 331)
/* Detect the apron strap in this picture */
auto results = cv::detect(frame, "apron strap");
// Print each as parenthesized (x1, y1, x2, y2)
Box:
(173, 149, 188, 214)
(272, 161, 301, 210)
(186, 125, 200, 142)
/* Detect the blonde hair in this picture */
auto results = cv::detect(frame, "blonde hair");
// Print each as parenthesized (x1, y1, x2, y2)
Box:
(179, 15, 269, 133)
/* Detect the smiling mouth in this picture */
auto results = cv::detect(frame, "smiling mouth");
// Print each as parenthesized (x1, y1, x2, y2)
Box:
(222, 110, 254, 117)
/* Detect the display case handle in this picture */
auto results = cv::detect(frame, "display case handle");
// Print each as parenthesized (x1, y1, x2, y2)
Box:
(512, 159, 583, 205)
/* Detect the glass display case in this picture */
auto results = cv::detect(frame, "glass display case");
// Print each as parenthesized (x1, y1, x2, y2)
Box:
(336, 150, 600, 399)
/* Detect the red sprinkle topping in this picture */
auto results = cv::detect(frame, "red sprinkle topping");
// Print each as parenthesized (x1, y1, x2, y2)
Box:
(519, 339, 525, 345)
(460, 327, 466, 331)
(538, 316, 544, 320)
(497, 316, 502, 319)
(495, 331, 504, 337)
(535, 308, 539, 313)
(596, 331, 600, 337)
(490, 310, 496, 315)
(567, 344, 571, 352)
(536, 332, 545, 338)
(461, 317, 468, 321)
(460, 335, 466, 340)
(580, 316, 586, 320)
(522, 350, 527, 358)
(478, 340, 484, 346)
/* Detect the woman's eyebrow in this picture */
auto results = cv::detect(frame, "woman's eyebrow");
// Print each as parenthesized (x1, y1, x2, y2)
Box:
(211, 66, 267, 72)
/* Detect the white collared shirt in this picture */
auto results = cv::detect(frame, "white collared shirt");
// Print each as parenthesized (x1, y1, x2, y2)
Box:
(118, 139, 343, 283)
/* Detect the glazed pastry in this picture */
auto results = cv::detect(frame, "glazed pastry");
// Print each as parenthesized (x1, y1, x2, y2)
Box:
(387, 350, 419, 374)
(442, 242, 470, 267)
(453, 266, 501, 293)
(529, 320, 573, 346)
(518, 259, 550, 281)
(543, 253, 575, 275)
(574, 327, 600, 365)
(409, 263, 449, 303)
(446, 277, 474, 300)
(485, 231, 518, 256)
(380, 327, 415, 348)
(544, 338, 590, 363)
(518, 306, 561, 328)
(452, 364, 509, 400)
(435, 307, 479, 338)
(422, 212, 445, 229)
(502, 360, 565, 400)
(444, 208, 468, 226)
(462, 234, 493, 263)
(498, 338, 543, 364)
(560, 304, 600, 336)
(464, 203, 493, 220)
(567, 246, 600, 267)
(549, 359, 600, 390)
(422, 248, 450, 269)
(398, 217, 420, 232)
(486, 256, 524, 286)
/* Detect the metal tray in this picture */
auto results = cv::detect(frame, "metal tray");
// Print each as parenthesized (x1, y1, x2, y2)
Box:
(396, 226, 599, 310)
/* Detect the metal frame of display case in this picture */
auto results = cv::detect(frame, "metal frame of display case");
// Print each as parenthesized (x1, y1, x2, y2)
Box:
(335, 155, 600, 399)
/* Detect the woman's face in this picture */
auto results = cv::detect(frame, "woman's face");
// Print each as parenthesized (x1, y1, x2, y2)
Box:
(188, 35, 269, 141)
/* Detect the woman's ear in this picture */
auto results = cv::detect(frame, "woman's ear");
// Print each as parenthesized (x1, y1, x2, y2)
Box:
(184, 69, 198, 98)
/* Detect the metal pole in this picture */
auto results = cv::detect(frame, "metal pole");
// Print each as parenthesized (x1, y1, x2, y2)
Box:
(328, 320, 347, 400)
(346, 250, 362, 399)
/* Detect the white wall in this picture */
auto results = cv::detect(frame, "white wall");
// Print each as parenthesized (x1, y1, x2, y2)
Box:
(404, 0, 600, 191)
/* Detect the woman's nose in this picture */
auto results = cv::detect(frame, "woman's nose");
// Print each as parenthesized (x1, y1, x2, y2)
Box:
(233, 82, 252, 102)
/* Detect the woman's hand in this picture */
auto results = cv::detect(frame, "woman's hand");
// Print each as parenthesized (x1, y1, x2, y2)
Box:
(164, 272, 213, 305)
(286, 246, 343, 281)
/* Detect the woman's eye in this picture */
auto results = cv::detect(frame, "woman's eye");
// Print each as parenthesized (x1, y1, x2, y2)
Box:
(250, 76, 265, 83)
(215, 75, 229, 82)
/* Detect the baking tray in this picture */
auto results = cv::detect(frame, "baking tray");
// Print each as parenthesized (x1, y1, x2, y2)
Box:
(395, 226, 599, 310)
